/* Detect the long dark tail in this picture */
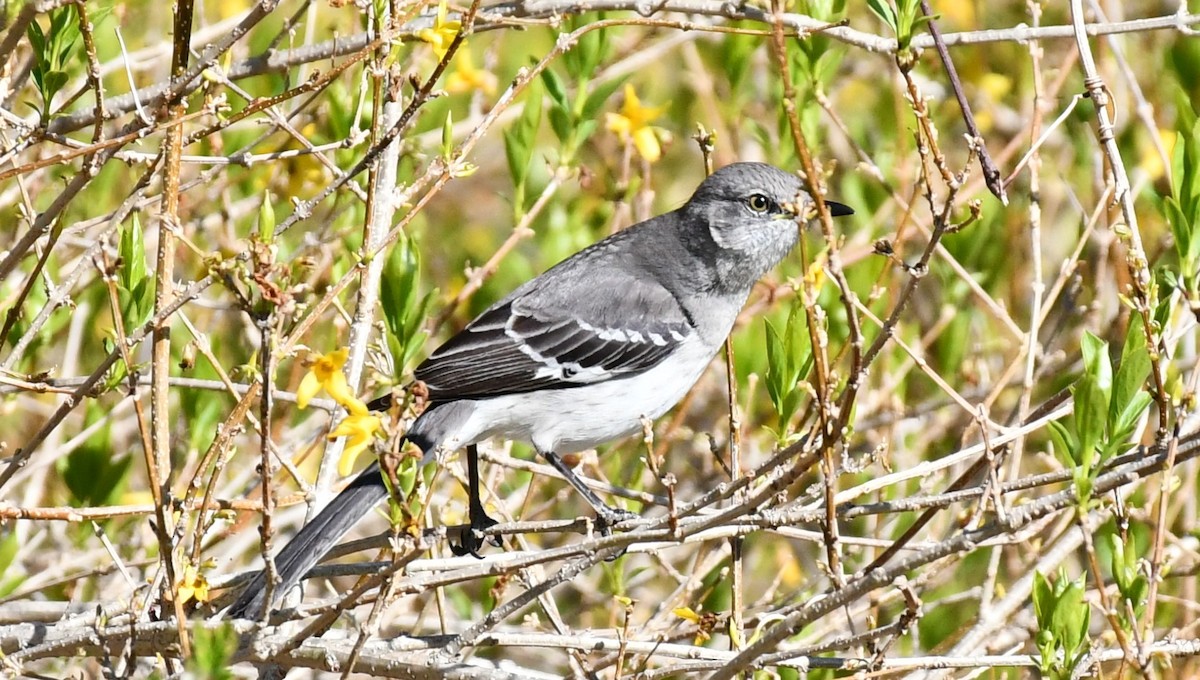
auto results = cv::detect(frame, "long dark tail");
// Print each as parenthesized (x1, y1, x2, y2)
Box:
(226, 459, 390, 619)
(227, 392, 460, 619)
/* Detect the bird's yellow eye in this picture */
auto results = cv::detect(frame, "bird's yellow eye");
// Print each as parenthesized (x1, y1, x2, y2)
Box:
(747, 194, 771, 213)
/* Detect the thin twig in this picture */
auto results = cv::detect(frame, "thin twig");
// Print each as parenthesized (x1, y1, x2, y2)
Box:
(917, 0, 1006, 204)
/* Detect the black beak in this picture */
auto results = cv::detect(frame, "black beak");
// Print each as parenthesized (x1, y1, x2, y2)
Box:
(825, 201, 854, 217)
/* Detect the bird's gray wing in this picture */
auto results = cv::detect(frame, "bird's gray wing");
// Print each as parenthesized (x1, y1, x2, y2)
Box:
(415, 261, 696, 401)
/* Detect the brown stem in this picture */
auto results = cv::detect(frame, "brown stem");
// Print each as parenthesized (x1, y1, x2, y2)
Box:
(917, 0, 1007, 204)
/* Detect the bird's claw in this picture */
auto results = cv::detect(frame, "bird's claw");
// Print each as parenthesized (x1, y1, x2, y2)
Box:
(450, 512, 501, 558)
(594, 506, 639, 535)
(593, 506, 638, 561)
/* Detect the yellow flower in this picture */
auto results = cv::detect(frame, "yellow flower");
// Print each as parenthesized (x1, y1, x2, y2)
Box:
(282, 124, 328, 198)
(446, 47, 497, 95)
(673, 606, 712, 644)
(803, 259, 826, 290)
(416, 0, 461, 60)
(974, 73, 1012, 133)
(296, 348, 355, 409)
(673, 606, 702, 624)
(932, 0, 975, 29)
(330, 397, 383, 476)
(1139, 130, 1176, 182)
(979, 73, 1013, 101)
(774, 546, 803, 589)
(605, 84, 669, 163)
(217, 0, 250, 20)
(175, 564, 210, 606)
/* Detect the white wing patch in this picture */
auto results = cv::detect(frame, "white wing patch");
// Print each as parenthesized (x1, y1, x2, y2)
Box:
(505, 315, 687, 384)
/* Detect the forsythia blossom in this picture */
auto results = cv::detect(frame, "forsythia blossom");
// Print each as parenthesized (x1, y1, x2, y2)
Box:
(330, 398, 383, 476)
(175, 564, 211, 606)
(295, 347, 383, 476)
(446, 47, 497, 95)
(416, 0, 461, 60)
(605, 84, 669, 163)
(295, 348, 355, 409)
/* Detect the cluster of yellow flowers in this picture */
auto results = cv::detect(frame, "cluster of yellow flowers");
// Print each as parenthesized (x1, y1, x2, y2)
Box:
(173, 348, 380, 608)
(296, 348, 384, 477)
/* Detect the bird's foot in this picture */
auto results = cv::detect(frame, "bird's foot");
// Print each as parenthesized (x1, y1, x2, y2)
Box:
(450, 511, 501, 558)
(593, 506, 638, 562)
(593, 505, 639, 536)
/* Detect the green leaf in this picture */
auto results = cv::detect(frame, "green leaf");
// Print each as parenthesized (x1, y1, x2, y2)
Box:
(396, 457, 419, 496)
(441, 109, 454, 160)
(1047, 420, 1075, 468)
(563, 13, 609, 79)
(0, 530, 24, 598)
(866, 0, 897, 32)
(380, 235, 433, 374)
(581, 76, 627, 120)
(187, 622, 238, 680)
(118, 216, 146, 291)
(1079, 331, 1111, 402)
(541, 68, 570, 110)
(0, 530, 19, 578)
(504, 84, 543, 195)
(1165, 197, 1194, 272)
(718, 23, 759, 90)
(1153, 287, 1174, 330)
(1112, 392, 1152, 445)
(1111, 319, 1151, 437)
(1107, 532, 1148, 621)
(28, 24, 48, 95)
(43, 69, 68, 100)
(574, 119, 598, 146)
(27, 20, 46, 58)
(56, 417, 133, 508)
(909, 13, 936, 34)
(548, 106, 572, 145)
(1179, 120, 1200, 214)
(762, 300, 812, 430)
(257, 191, 275, 242)
(1033, 568, 1091, 679)
(26, 5, 81, 116)
(134, 278, 154, 328)
(764, 318, 786, 408)
(117, 217, 153, 329)
(183, 360, 227, 453)
(518, 82, 544, 138)
(504, 131, 529, 197)
(1060, 579, 1089, 654)
(1073, 375, 1106, 470)
(1032, 571, 1056, 653)
(1171, 111, 1188, 201)
(1176, 87, 1198, 136)
(48, 5, 80, 61)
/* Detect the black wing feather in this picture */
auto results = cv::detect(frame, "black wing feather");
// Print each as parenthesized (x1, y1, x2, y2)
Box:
(415, 257, 695, 401)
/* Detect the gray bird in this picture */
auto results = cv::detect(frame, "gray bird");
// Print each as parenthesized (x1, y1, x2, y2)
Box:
(228, 161, 852, 618)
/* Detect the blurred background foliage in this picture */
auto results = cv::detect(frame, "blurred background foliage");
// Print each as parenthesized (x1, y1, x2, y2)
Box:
(2, 0, 1200, 676)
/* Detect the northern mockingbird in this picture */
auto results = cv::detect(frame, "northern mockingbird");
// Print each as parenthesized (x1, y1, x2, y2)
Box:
(228, 161, 852, 618)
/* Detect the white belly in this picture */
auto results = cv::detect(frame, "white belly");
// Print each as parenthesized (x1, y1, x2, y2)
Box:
(444, 336, 718, 453)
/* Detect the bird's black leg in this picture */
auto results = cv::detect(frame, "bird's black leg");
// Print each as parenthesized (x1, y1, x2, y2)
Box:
(450, 444, 501, 557)
(542, 450, 639, 535)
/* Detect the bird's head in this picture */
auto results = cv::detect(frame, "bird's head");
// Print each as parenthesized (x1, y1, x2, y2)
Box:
(681, 162, 853, 290)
